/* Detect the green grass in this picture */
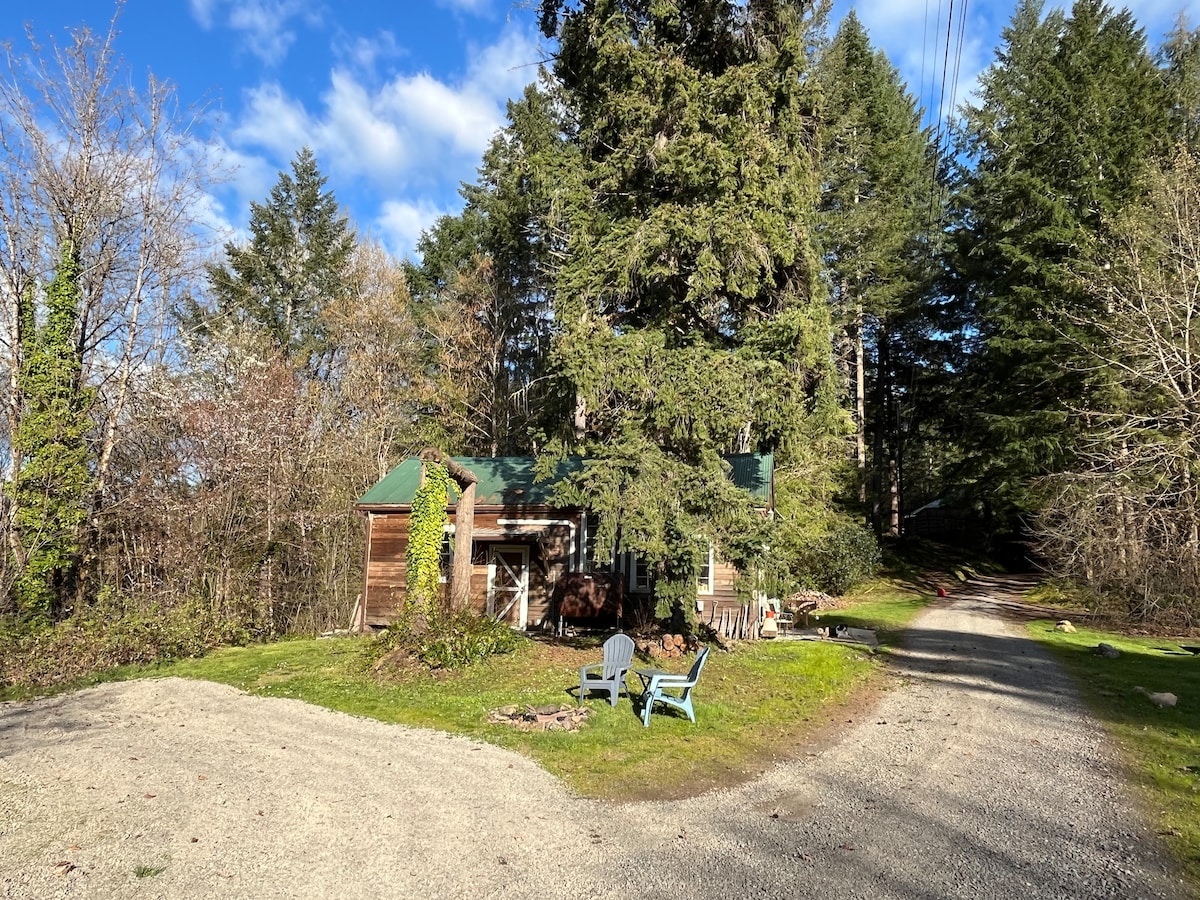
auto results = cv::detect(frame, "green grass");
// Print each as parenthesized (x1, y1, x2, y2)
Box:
(832, 586, 931, 636)
(1030, 622, 1200, 885)
(0, 587, 932, 801)
(134, 864, 166, 878)
(150, 634, 881, 800)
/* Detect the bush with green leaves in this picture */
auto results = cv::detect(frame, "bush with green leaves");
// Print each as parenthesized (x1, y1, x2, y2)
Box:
(0, 591, 269, 690)
(374, 610, 523, 671)
(796, 522, 882, 595)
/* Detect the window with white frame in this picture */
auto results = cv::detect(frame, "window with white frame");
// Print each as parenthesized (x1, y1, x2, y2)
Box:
(627, 553, 651, 593)
(696, 542, 715, 595)
(438, 527, 454, 583)
(627, 544, 714, 594)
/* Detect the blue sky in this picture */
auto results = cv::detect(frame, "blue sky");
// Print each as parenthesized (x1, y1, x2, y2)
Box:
(2, 0, 1197, 260)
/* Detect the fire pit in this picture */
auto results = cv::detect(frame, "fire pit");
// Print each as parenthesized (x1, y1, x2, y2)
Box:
(487, 704, 593, 732)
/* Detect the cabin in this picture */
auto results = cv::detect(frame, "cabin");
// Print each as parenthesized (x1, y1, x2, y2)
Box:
(353, 453, 774, 632)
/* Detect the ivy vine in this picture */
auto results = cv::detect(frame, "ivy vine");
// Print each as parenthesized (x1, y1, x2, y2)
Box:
(406, 462, 451, 616)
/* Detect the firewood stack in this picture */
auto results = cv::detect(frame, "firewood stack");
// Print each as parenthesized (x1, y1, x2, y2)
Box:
(638, 633, 702, 659)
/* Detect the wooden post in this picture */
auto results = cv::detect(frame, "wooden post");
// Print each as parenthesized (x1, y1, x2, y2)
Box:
(418, 448, 479, 613)
(451, 481, 475, 611)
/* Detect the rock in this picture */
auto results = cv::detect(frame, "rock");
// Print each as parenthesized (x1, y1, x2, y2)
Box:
(1134, 687, 1178, 708)
(1093, 643, 1120, 659)
(1055, 620, 1076, 633)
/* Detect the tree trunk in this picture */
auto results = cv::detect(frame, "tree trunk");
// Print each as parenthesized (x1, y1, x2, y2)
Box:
(574, 392, 587, 440)
(451, 481, 475, 611)
(419, 448, 479, 612)
(855, 315, 867, 507)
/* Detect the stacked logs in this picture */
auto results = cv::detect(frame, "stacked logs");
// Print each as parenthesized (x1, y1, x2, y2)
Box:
(637, 633, 702, 659)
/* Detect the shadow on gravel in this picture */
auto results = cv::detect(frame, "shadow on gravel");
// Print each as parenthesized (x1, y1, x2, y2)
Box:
(712, 756, 1174, 900)
(885, 609, 1080, 712)
(0, 685, 135, 753)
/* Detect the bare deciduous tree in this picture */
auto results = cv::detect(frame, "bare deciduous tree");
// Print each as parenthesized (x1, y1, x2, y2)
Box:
(1034, 146, 1200, 622)
(0, 14, 218, 608)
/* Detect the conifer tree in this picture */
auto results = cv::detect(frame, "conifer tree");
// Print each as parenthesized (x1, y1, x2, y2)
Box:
(1160, 18, 1200, 150)
(538, 0, 843, 610)
(409, 84, 567, 455)
(201, 148, 354, 376)
(950, 0, 1168, 528)
(817, 12, 937, 534)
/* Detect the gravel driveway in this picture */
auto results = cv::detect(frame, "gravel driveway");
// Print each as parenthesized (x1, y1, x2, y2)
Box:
(1, 580, 1190, 899)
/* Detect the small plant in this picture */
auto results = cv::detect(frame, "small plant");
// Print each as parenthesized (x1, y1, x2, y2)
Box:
(134, 864, 165, 878)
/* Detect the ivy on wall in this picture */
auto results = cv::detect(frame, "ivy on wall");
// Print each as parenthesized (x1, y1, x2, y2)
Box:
(406, 462, 451, 616)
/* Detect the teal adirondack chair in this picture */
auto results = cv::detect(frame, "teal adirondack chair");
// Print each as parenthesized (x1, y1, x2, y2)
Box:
(635, 646, 711, 727)
(578, 633, 636, 706)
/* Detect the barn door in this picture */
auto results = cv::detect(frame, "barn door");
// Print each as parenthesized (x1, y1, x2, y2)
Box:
(486, 545, 529, 629)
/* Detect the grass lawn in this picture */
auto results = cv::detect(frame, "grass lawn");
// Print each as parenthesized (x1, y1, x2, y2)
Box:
(106, 583, 929, 802)
(150, 635, 877, 801)
(1029, 622, 1200, 885)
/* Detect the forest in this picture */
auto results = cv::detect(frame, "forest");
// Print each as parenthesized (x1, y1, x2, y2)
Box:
(2, 0, 1199, 660)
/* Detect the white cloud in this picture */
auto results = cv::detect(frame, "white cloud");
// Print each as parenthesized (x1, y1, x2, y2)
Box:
(335, 31, 402, 73)
(381, 73, 501, 159)
(467, 27, 543, 100)
(187, 0, 323, 65)
(233, 82, 317, 162)
(320, 71, 410, 178)
(230, 22, 540, 186)
(188, 0, 219, 29)
(436, 0, 492, 14)
(375, 199, 451, 260)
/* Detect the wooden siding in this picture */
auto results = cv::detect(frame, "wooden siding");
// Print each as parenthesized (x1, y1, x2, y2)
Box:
(622, 553, 746, 618)
(361, 506, 584, 629)
(696, 557, 749, 628)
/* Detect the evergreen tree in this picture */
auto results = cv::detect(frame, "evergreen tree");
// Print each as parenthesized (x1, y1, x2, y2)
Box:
(949, 0, 1168, 529)
(200, 148, 355, 375)
(1160, 18, 1200, 150)
(538, 0, 843, 610)
(409, 84, 567, 455)
(9, 246, 94, 623)
(816, 12, 937, 534)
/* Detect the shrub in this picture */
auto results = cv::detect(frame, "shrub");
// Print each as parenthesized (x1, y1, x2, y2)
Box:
(797, 522, 881, 595)
(373, 610, 523, 671)
(0, 592, 268, 691)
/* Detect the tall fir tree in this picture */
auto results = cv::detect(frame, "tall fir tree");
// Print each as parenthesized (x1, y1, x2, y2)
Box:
(538, 0, 844, 609)
(949, 0, 1168, 530)
(409, 83, 568, 455)
(816, 12, 938, 535)
(200, 148, 355, 375)
(1160, 18, 1200, 150)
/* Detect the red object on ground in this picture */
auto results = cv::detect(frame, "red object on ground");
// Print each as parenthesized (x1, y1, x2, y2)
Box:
(937, 587, 948, 598)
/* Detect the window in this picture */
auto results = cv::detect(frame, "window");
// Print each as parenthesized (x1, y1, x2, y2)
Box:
(438, 528, 454, 583)
(628, 554, 651, 593)
(697, 542, 715, 595)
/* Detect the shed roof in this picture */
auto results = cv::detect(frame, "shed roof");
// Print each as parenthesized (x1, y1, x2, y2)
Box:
(356, 453, 773, 508)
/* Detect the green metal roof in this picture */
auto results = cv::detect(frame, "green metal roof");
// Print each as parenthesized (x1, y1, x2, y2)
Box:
(725, 452, 774, 505)
(356, 453, 774, 508)
(356, 457, 582, 507)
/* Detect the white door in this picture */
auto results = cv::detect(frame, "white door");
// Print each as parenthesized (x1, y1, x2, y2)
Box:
(486, 545, 529, 629)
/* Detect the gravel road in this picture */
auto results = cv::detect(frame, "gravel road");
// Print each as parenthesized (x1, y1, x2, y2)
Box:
(1, 579, 1190, 899)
